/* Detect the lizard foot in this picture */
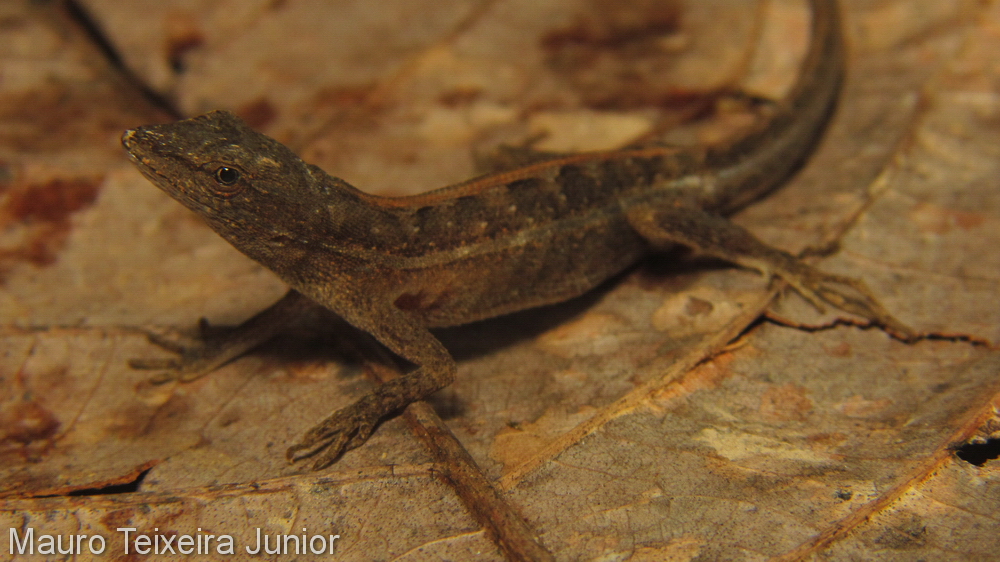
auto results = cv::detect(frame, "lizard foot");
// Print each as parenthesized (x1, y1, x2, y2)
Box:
(286, 395, 382, 470)
(128, 291, 308, 383)
(774, 260, 918, 342)
(128, 320, 236, 383)
(625, 205, 917, 343)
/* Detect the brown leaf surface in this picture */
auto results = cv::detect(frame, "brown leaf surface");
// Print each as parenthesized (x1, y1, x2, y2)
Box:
(2, 0, 999, 560)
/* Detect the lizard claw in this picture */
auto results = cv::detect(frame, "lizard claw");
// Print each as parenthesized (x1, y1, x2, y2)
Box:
(127, 356, 185, 384)
(144, 329, 195, 354)
(286, 397, 382, 470)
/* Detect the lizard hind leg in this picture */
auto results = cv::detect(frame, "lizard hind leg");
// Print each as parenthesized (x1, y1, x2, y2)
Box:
(625, 204, 917, 342)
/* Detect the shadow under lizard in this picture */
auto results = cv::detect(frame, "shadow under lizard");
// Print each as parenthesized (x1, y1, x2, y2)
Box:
(122, 0, 914, 470)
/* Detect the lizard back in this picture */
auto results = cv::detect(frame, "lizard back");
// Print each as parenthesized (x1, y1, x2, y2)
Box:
(122, 0, 842, 327)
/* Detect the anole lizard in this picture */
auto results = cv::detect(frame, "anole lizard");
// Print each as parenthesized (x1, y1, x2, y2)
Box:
(122, 0, 914, 470)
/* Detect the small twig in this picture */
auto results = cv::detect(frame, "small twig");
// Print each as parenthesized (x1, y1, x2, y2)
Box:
(359, 339, 554, 562)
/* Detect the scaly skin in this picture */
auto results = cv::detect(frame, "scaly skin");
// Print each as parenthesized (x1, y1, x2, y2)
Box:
(123, 0, 912, 469)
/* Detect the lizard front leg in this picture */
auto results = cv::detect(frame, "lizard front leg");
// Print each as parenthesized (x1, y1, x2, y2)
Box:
(286, 306, 456, 470)
(626, 204, 917, 341)
(130, 290, 314, 382)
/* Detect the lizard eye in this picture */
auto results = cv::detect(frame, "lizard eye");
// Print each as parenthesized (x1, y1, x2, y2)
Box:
(215, 166, 241, 185)
(209, 165, 247, 196)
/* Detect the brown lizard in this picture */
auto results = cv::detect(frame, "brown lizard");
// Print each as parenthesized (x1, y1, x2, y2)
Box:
(122, 0, 914, 470)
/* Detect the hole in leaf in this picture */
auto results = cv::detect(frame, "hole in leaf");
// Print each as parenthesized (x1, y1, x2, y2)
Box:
(956, 439, 1000, 466)
(67, 468, 151, 496)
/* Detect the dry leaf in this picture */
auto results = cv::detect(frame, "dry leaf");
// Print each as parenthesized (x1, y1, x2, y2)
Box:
(2, 0, 998, 560)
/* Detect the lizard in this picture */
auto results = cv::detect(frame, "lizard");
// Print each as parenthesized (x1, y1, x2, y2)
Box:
(122, 0, 914, 470)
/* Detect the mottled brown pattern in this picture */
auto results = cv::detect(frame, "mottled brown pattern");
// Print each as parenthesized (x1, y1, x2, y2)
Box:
(0, 177, 102, 276)
(119, 0, 912, 472)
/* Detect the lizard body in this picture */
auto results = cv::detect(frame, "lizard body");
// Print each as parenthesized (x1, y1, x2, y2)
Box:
(123, 0, 911, 469)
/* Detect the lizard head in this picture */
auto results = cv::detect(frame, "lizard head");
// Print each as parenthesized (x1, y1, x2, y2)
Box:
(122, 110, 369, 267)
